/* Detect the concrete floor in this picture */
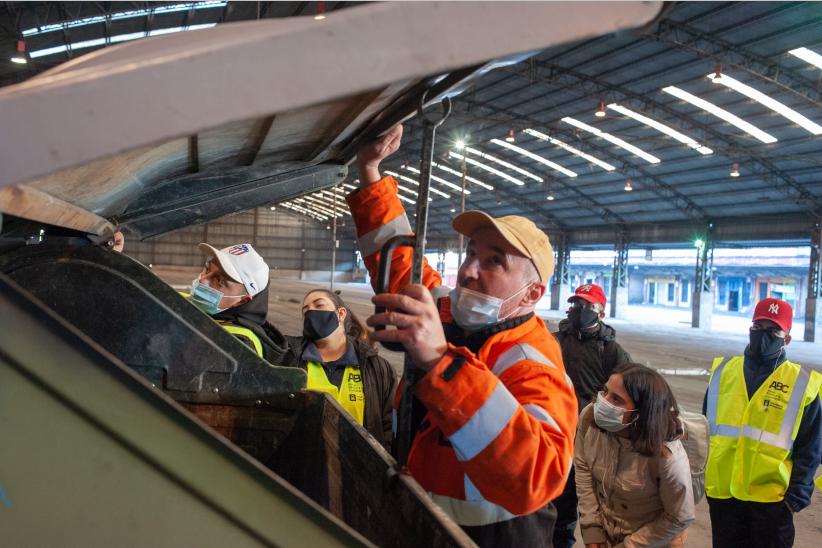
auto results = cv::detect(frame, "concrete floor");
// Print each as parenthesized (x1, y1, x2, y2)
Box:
(155, 267, 822, 547)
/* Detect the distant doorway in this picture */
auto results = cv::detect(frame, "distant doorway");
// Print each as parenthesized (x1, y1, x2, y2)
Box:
(728, 290, 740, 312)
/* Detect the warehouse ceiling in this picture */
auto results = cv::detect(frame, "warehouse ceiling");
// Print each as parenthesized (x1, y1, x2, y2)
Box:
(1, 1, 821, 248)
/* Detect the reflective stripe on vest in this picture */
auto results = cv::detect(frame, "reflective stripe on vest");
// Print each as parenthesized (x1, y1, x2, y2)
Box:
(428, 475, 518, 527)
(306, 361, 365, 425)
(705, 356, 820, 502)
(218, 322, 264, 358)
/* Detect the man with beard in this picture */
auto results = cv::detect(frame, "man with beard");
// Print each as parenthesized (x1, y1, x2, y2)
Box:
(703, 298, 821, 548)
(551, 283, 632, 548)
(187, 242, 287, 364)
(347, 124, 578, 547)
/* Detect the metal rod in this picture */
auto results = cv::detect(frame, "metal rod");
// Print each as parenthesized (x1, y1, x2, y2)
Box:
(457, 153, 467, 267)
(331, 184, 337, 291)
(395, 93, 451, 466)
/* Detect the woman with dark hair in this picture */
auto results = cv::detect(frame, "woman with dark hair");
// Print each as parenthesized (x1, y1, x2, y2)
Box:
(271, 289, 396, 447)
(575, 363, 695, 548)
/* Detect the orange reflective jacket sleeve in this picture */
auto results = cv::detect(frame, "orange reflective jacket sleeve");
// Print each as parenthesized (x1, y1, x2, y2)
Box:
(414, 341, 578, 516)
(346, 176, 442, 293)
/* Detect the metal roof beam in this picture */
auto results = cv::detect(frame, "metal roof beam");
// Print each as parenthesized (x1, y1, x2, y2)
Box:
(654, 18, 822, 107)
(455, 99, 709, 222)
(503, 61, 822, 217)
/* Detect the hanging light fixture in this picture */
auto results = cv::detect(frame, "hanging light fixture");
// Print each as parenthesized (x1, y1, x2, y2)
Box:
(314, 1, 326, 20)
(624, 179, 633, 192)
(11, 39, 27, 64)
(547, 190, 555, 201)
(595, 100, 606, 118)
(730, 163, 740, 177)
(713, 63, 723, 82)
(506, 128, 516, 142)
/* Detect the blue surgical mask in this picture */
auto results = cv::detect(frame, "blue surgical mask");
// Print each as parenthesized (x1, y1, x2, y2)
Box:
(449, 284, 530, 332)
(190, 278, 245, 316)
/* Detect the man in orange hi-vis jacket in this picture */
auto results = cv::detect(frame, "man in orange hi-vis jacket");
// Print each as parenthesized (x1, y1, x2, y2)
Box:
(346, 125, 578, 547)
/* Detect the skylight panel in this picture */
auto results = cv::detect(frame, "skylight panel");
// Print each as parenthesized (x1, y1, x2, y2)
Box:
(788, 47, 822, 70)
(707, 73, 822, 135)
(401, 165, 471, 194)
(304, 194, 350, 215)
(561, 117, 661, 164)
(430, 162, 494, 190)
(523, 128, 616, 171)
(28, 23, 217, 58)
(489, 138, 578, 177)
(448, 152, 525, 186)
(606, 103, 714, 154)
(294, 197, 340, 218)
(22, 2, 226, 36)
(465, 146, 543, 182)
(384, 170, 446, 199)
(282, 202, 328, 221)
(662, 86, 778, 144)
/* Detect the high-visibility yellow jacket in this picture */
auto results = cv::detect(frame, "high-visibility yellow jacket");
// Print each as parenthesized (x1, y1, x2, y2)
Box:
(305, 361, 365, 425)
(705, 356, 822, 502)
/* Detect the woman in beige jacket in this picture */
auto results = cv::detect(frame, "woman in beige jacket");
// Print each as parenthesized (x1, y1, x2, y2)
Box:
(575, 363, 695, 548)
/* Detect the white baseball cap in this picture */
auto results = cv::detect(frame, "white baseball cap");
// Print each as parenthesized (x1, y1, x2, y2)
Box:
(198, 243, 270, 297)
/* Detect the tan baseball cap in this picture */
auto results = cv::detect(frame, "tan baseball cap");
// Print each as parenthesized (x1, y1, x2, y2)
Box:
(452, 211, 554, 282)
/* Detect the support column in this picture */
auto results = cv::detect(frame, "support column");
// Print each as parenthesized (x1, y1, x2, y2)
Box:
(692, 226, 714, 329)
(804, 222, 822, 342)
(610, 231, 629, 319)
(550, 234, 572, 310)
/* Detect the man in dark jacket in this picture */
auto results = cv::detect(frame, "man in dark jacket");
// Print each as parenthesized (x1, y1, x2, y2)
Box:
(551, 283, 633, 548)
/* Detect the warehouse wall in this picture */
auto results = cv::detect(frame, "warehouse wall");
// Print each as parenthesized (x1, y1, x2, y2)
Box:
(124, 207, 358, 279)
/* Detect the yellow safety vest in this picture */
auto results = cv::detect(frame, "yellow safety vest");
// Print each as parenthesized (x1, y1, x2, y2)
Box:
(217, 321, 264, 358)
(180, 291, 265, 358)
(306, 361, 365, 425)
(705, 356, 822, 502)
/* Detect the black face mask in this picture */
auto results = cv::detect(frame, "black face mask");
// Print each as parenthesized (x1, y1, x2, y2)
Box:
(568, 307, 599, 330)
(748, 330, 785, 364)
(303, 310, 340, 341)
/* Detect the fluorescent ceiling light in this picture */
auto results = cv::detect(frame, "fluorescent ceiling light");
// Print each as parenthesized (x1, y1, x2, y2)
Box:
(489, 138, 578, 177)
(282, 202, 328, 221)
(607, 103, 713, 154)
(342, 183, 358, 190)
(562, 117, 661, 164)
(465, 146, 543, 182)
(402, 165, 471, 194)
(384, 170, 446, 198)
(431, 162, 494, 190)
(304, 194, 350, 215)
(294, 197, 341, 218)
(22, 1, 226, 36)
(10, 56, 27, 64)
(707, 72, 822, 135)
(662, 85, 777, 144)
(449, 152, 525, 186)
(788, 47, 822, 70)
(29, 23, 216, 58)
(523, 128, 616, 171)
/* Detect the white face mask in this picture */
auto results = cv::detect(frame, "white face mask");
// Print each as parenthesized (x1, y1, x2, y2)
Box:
(449, 283, 531, 332)
(593, 391, 636, 432)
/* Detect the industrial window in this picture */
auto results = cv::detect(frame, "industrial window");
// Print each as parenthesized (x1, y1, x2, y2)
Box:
(667, 283, 675, 302)
(681, 280, 690, 302)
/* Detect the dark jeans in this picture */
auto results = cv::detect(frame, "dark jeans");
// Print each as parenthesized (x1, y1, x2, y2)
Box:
(551, 465, 577, 548)
(462, 502, 557, 548)
(707, 496, 795, 548)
